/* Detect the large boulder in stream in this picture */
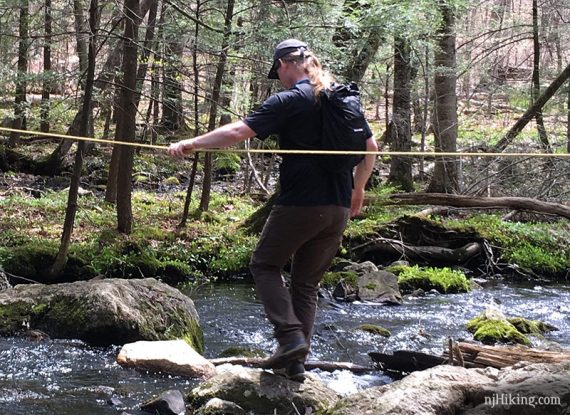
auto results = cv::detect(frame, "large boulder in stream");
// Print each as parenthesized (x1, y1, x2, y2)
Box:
(0, 278, 203, 350)
(188, 364, 340, 414)
(334, 361, 570, 415)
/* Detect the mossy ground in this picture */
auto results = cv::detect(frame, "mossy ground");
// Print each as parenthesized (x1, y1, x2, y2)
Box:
(389, 265, 471, 294)
(1, 157, 568, 284)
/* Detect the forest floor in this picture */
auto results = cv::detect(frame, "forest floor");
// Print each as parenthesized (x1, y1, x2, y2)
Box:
(0, 139, 569, 288)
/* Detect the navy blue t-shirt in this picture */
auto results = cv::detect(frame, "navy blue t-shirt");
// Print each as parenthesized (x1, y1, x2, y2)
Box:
(244, 79, 371, 208)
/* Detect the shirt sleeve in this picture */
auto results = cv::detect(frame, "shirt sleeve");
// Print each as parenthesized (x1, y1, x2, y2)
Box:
(243, 94, 287, 140)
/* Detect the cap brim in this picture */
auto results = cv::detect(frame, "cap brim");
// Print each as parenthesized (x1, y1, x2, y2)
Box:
(267, 61, 279, 79)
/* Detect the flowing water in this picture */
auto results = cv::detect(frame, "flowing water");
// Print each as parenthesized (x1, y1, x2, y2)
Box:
(0, 280, 568, 414)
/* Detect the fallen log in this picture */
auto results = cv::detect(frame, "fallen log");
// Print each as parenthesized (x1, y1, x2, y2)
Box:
(442, 342, 570, 369)
(354, 238, 482, 264)
(208, 357, 373, 374)
(373, 193, 570, 220)
(368, 350, 445, 374)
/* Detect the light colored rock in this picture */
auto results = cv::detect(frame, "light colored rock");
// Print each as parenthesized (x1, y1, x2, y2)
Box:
(0, 278, 203, 349)
(189, 364, 339, 414)
(117, 340, 215, 379)
(336, 361, 570, 415)
(336, 365, 492, 415)
(195, 398, 245, 415)
(140, 389, 186, 415)
(357, 270, 403, 304)
(344, 261, 379, 275)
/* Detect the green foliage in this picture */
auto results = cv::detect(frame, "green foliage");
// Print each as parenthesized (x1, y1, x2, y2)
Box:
(214, 153, 241, 174)
(357, 323, 391, 337)
(444, 215, 570, 275)
(397, 265, 471, 293)
(321, 271, 359, 289)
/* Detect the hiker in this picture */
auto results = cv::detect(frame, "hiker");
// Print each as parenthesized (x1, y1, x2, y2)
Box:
(168, 39, 377, 381)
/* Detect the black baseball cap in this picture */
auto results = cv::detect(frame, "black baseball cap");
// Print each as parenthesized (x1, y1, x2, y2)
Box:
(267, 39, 308, 79)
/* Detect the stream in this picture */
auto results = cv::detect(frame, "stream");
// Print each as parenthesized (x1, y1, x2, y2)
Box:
(0, 280, 568, 414)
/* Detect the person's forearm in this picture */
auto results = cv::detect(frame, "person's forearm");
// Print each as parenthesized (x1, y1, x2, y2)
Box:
(354, 137, 378, 190)
(168, 120, 256, 157)
(191, 121, 249, 149)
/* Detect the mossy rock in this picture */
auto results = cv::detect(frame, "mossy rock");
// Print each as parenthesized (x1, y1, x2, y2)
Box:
(466, 314, 530, 346)
(163, 176, 180, 185)
(0, 278, 204, 350)
(217, 346, 266, 358)
(397, 265, 471, 294)
(321, 271, 358, 289)
(507, 317, 557, 335)
(357, 324, 391, 337)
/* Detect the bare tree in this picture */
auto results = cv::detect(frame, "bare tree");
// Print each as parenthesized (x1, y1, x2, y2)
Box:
(388, 36, 413, 191)
(199, 0, 235, 212)
(116, 0, 141, 234)
(427, 1, 459, 194)
(9, 0, 29, 147)
(40, 0, 52, 133)
(49, 0, 98, 278)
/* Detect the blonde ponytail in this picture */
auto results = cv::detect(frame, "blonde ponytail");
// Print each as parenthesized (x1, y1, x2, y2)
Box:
(281, 49, 335, 98)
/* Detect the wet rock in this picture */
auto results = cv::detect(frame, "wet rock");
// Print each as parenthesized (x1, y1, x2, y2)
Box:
(141, 389, 186, 415)
(0, 270, 10, 291)
(357, 323, 391, 337)
(117, 340, 215, 379)
(357, 270, 402, 304)
(464, 361, 570, 415)
(189, 364, 339, 414)
(0, 278, 203, 349)
(336, 365, 491, 415)
(335, 361, 570, 415)
(195, 398, 245, 415)
(107, 396, 124, 407)
(343, 260, 379, 275)
(410, 288, 425, 297)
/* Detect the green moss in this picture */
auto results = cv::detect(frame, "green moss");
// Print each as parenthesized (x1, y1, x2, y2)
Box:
(507, 317, 556, 335)
(321, 271, 359, 289)
(365, 282, 378, 290)
(357, 324, 391, 337)
(0, 301, 34, 335)
(468, 319, 530, 346)
(163, 176, 180, 185)
(444, 215, 570, 276)
(217, 346, 266, 358)
(397, 265, 471, 294)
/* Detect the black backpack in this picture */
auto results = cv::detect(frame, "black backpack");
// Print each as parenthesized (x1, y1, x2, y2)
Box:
(319, 82, 368, 172)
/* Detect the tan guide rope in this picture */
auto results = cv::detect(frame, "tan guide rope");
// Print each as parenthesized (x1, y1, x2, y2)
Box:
(1, 126, 569, 158)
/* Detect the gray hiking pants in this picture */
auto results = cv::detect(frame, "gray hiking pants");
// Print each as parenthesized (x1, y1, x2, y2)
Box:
(249, 204, 350, 347)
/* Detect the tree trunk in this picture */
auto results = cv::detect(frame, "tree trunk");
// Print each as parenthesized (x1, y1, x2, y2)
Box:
(49, 0, 98, 278)
(494, 63, 570, 151)
(199, 0, 235, 212)
(531, 0, 550, 152)
(9, 0, 29, 148)
(332, 0, 382, 83)
(179, 0, 203, 227)
(41, 0, 155, 175)
(40, 0, 52, 133)
(116, 0, 141, 234)
(427, 2, 459, 194)
(73, 0, 89, 78)
(388, 36, 413, 191)
(567, 80, 570, 153)
(134, 0, 158, 109)
(160, 4, 184, 132)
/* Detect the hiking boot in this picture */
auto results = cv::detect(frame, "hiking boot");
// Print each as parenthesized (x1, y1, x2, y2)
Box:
(260, 337, 308, 369)
(273, 361, 306, 382)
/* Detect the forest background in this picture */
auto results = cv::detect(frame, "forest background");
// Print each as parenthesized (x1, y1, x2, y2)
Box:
(0, 0, 569, 284)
